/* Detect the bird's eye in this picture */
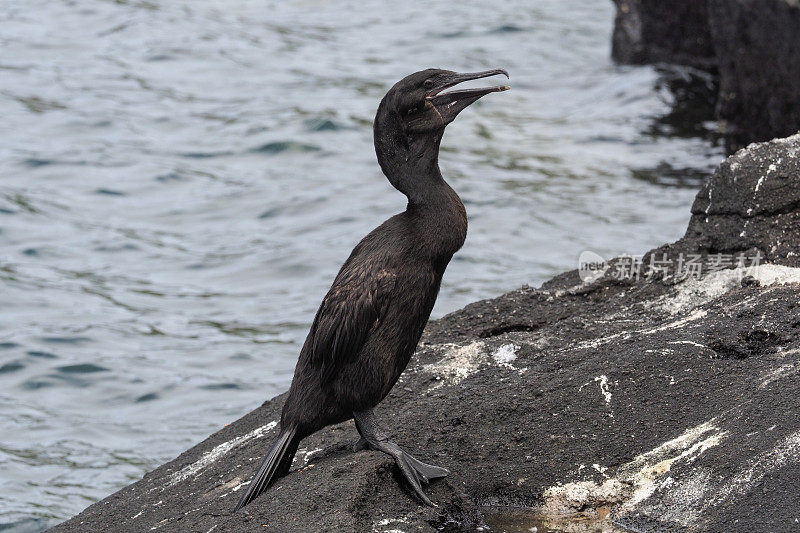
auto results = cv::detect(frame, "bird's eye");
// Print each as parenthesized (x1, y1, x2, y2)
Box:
(406, 107, 418, 115)
(423, 79, 435, 89)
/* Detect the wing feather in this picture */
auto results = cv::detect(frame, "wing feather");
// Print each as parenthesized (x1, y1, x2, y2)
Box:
(308, 264, 397, 383)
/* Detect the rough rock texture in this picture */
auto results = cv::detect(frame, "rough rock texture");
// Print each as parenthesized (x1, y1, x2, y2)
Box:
(51, 135, 800, 532)
(611, 0, 800, 151)
(611, 0, 716, 69)
(651, 133, 800, 269)
(708, 0, 800, 151)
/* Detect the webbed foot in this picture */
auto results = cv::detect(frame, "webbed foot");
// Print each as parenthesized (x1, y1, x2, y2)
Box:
(353, 409, 449, 506)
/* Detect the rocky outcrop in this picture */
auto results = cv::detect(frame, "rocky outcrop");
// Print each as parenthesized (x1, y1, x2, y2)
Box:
(611, 0, 800, 152)
(51, 135, 800, 532)
(708, 0, 800, 151)
(611, 0, 716, 69)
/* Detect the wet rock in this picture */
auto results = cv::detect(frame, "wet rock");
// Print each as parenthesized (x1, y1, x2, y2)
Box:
(50, 135, 800, 532)
(708, 0, 800, 152)
(611, 0, 800, 152)
(649, 133, 800, 269)
(611, 0, 716, 69)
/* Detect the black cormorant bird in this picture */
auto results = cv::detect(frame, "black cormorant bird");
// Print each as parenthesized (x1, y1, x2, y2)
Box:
(235, 68, 509, 511)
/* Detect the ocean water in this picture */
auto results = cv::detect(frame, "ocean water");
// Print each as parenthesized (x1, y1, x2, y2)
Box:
(0, 0, 722, 529)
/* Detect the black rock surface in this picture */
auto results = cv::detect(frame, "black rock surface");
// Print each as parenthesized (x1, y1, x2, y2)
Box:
(611, 0, 716, 68)
(708, 0, 800, 151)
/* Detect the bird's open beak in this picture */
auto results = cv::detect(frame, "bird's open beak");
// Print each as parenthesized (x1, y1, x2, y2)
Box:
(427, 69, 509, 123)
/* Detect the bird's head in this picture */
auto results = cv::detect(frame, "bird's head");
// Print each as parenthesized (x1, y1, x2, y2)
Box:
(373, 68, 509, 201)
(377, 68, 509, 138)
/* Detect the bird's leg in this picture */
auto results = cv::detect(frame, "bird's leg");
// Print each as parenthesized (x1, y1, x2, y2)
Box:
(352, 436, 370, 452)
(352, 409, 449, 506)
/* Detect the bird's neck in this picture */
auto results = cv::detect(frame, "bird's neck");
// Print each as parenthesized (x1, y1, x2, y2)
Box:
(374, 116, 447, 206)
(373, 111, 468, 258)
(375, 133, 464, 218)
(376, 136, 468, 257)
(409, 179, 468, 269)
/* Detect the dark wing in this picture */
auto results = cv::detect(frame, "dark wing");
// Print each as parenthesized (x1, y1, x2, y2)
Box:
(307, 262, 397, 384)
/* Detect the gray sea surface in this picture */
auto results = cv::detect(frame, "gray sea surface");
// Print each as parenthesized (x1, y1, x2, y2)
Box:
(0, 0, 723, 530)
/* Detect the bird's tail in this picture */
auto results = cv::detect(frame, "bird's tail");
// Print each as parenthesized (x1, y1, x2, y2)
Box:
(234, 426, 299, 512)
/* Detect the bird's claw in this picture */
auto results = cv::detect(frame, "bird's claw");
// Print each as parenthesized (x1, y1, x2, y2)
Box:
(390, 448, 449, 507)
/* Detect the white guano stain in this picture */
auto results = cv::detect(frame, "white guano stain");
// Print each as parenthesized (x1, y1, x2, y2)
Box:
(540, 420, 728, 520)
(541, 478, 629, 517)
(578, 375, 614, 416)
(754, 161, 778, 194)
(570, 261, 799, 352)
(617, 421, 728, 508)
(574, 306, 710, 352)
(492, 343, 519, 367)
(754, 263, 800, 285)
(422, 341, 484, 387)
(759, 348, 800, 388)
(372, 516, 410, 533)
(421, 342, 529, 390)
(656, 271, 741, 315)
(231, 481, 248, 492)
(595, 375, 612, 405)
(301, 447, 323, 464)
(668, 340, 708, 348)
(149, 518, 169, 531)
(704, 431, 800, 510)
(657, 264, 800, 316)
(167, 421, 277, 486)
(760, 363, 798, 388)
(641, 309, 708, 334)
